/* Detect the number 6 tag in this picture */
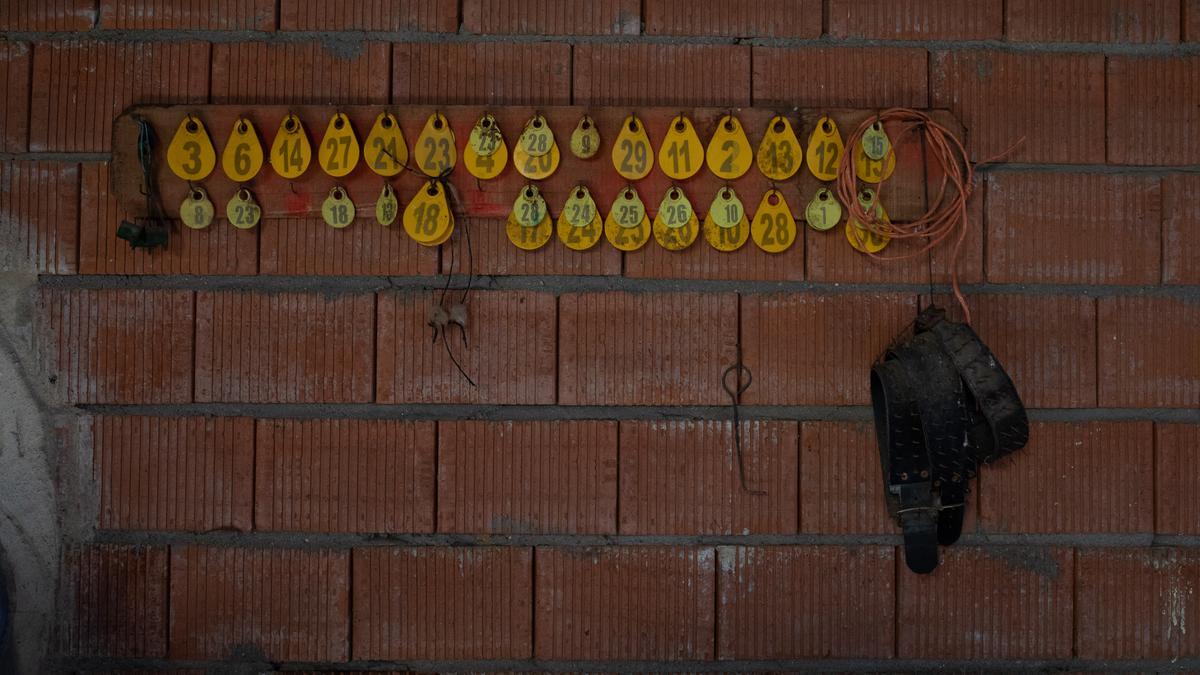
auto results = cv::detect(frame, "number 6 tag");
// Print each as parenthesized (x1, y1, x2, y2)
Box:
(221, 117, 263, 182)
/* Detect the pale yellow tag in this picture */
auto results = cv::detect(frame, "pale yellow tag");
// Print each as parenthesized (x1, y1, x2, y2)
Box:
(750, 189, 796, 253)
(464, 116, 508, 180)
(569, 115, 600, 159)
(612, 115, 653, 181)
(179, 186, 214, 230)
(221, 118, 264, 182)
(167, 115, 217, 181)
(604, 187, 651, 251)
(756, 116, 803, 181)
(321, 187, 355, 229)
(703, 187, 749, 252)
(652, 186, 699, 251)
(517, 114, 554, 157)
(506, 184, 553, 250)
(364, 112, 408, 177)
(805, 187, 842, 231)
(225, 188, 260, 230)
(376, 184, 399, 226)
(557, 185, 603, 251)
(403, 180, 453, 246)
(806, 116, 844, 182)
(658, 115, 704, 181)
(270, 114, 312, 179)
(318, 112, 361, 178)
(415, 113, 456, 177)
(854, 140, 896, 184)
(706, 114, 753, 180)
(862, 121, 891, 160)
(514, 142, 559, 180)
(846, 188, 890, 253)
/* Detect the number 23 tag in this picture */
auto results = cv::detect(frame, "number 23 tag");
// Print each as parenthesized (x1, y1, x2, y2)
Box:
(415, 113, 456, 177)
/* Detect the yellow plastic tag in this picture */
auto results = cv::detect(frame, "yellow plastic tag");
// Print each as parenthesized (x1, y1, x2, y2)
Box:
(403, 180, 453, 246)
(703, 187, 749, 252)
(517, 114, 554, 157)
(415, 112, 456, 177)
(846, 188, 890, 253)
(658, 115, 704, 181)
(756, 116, 803, 181)
(854, 140, 895, 184)
(557, 185, 603, 251)
(270, 114, 312, 179)
(221, 118, 264, 182)
(514, 141, 559, 180)
(805, 187, 842, 231)
(706, 114, 753, 180)
(225, 188, 261, 229)
(862, 120, 891, 160)
(652, 186, 699, 251)
(464, 116, 508, 180)
(167, 115, 217, 181)
(612, 115, 653, 181)
(364, 112, 408, 177)
(376, 184, 399, 226)
(179, 186, 214, 230)
(806, 116, 844, 182)
(321, 187, 355, 229)
(750, 189, 796, 253)
(317, 113, 361, 178)
(506, 184, 553, 250)
(604, 187, 651, 251)
(570, 115, 600, 159)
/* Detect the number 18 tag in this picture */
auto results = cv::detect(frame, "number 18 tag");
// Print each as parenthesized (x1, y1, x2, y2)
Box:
(403, 180, 453, 246)
(321, 187, 356, 229)
(270, 114, 312, 179)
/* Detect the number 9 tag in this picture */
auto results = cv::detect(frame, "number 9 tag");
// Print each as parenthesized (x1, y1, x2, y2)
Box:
(364, 112, 408, 177)
(703, 187, 749, 252)
(318, 112, 361, 178)
(403, 180, 453, 246)
(415, 113, 456, 177)
(269, 114, 312, 179)
(321, 187, 356, 229)
(612, 115, 654, 181)
(167, 115, 217, 181)
(604, 187, 651, 251)
(221, 117, 263, 182)
(225, 188, 261, 230)
(750, 188, 796, 253)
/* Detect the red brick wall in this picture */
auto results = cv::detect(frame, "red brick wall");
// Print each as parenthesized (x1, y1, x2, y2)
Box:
(7, 0, 1198, 670)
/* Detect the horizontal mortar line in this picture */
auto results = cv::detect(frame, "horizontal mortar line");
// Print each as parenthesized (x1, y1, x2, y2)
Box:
(0, 151, 110, 162)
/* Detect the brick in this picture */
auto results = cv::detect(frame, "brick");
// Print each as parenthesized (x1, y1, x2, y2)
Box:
(465, 0, 639, 34)
(59, 545, 168, 657)
(932, 51, 1105, 164)
(625, 232, 805, 281)
(1008, 0, 1180, 42)
(0, 161, 78, 274)
(1164, 174, 1200, 284)
(1077, 548, 1200, 659)
(281, 0, 456, 31)
(1098, 296, 1200, 408)
(79, 163, 258, 275)
(985, 172, 1161, 285)
(535, 546, 715, 660)
(442, 217, 620, 276)
(898, 547, 1074, 658)
(1157, 424, 1200, 534)
(438, 420, 617, 534)
(618, 420, 798, 534)
(717, 546, 895, 658)
(979, 422, 1153, 534)
(1188, 0, 1200, 39)
(646, 0, 820, 37)
(800, 422, 895, 534)
(0, 0, 94, 30)
(376, 290, 556, 404)
(256, 419, 435, 533)
(352, 547, 532, 659)
(394, 42, 571, 105)
(92, 416, 254, 532)
(741, 293, 917, 405)
(829, 0, 1002, 39)
(558, 292, 737, 405)
(30, 42, 209, 152)
(169, 546, 349, 660)
(574, 44, 750, 106)
(38, 289, 194, 404)
(212, 42, 389, 104)
(260, 217, 437, 276)
(0, 42, 29, 152)
(1108, 56, 1200, 166)
(101, 0, 274, 29)
(754, 47, 928, 109)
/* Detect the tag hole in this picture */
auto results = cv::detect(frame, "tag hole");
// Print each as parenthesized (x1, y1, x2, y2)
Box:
(674, 120, 685, 132)
(721, 189, 731, 199)
(872, 121, 883, 132)
(532, 118, 542, 128)
(381, 116, 393, 129)
(628, 119, 638, 132)
(821, 120, 832, 133)
(332, 188, 344, 200)
(427, 184, 439, 196)
(284, 118, 297, 132)
(191, 189, 203, 200)
(575, 189, 584, 198)
(581, 119, 591, 130)
(623, 189, 633, 199)
(767, 193, 780, 206)
(237, 121, 247, 133)
(433, 117, 444, 130)
(334, 116, 345, 130)
(773, 120, 785, 133)
(818, 191, 828, 202)
(481, 118, 491, 128)
(524, 187, 534, 198)
(724, 119, 735, 131)
(185, 120, 199, 133)
(238, 188, 250, 201)
(669, 188, 679, 199)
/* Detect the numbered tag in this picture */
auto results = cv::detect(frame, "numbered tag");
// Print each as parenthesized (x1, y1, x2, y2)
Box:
(225, 188, 261, 230)
(415, 112, 456, 177)
(751, 189, 796, 253)
(706, 114, 752, 180)
(658, 115, 704, 181)
(604, 187, 651, 251)
(167, 115, 217, 181)
(179, 186, 215, 230)
(570, 115, 601, 159)
(321, 187, 356, 229)
(506, 184, 553, 250)
(846, 188, 890, 253)
(465, 114, 508, 180)
(861, 120, 891, 160)
(703, 187, 749, 252)
(364, 112, 408, 177)
(854, 137, 895, 184)
(804, 187, 842, 231)
(270, 114, 312, 179)
(514, 141, 559, 180)
(557, 185, 603, 251)
(757, 116, 803, 181)
(517, 114, 554, 157)
(653, 186, 699, 251)
(612, 115, 653, 181)
(221, 118, 264, 182)
(318, 112, 361, 178)
(403, 180, 453, 246)
(806, 116, 844, 182)
(376, 184, 399, 226)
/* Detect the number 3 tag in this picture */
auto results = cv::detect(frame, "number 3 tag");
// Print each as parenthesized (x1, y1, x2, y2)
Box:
(167, 115, 217, 181)
(270, 114, 312, 179)
(221, 118, 263, 182)
(318, 112, 361, 178)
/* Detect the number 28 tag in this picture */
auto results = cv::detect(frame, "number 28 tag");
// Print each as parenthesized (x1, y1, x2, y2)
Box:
(506, 184, 553, 250)
(750, 188, 796, 253)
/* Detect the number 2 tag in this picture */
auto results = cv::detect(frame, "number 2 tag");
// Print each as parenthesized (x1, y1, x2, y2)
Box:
(225, 188, 261, 230)
(221, 118, 263, 182)
(706, 114, 752, 180)
(167, 115, 217, 181)
(653, 186, 699, 251)
(364, 112, 408, 177)
(318, 112, 361, 178)
(403, 180, 453, 246)
(415, 113, 456, 177)
(612, 115, 653, 181)
(557, 185, 603, 251)
(605, 187, 651, 251)
(703, 187, 749, 252)
(806, 116, 844, 182)
(321, 187, 356, 229)
(270, 114, 312, 179)
(757, 116, 803, 181)
(507, 184, 553, 250)
(750, 188, 796, 253)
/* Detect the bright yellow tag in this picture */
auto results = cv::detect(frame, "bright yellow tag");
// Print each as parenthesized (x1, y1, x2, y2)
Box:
(846, 188, 890, 253)
(557, 185, 603, 251)
(612, 115, 653, 181)
(652, 186, 699, 251)
(180, 186, 214, 230)
(757, 116, 803, 181)
(570, 115, 600, 159)
(270, 114, 312, 179)
(703, 187, 750, 252)
(364, 112, 408, 177)
(854, 140, 895, 184)
(167, 115, 217, 181)
(604, 187, 651, 251)
(517, 114, 554, 157)
(376, 184, 399, 226)
(805, 187, 842, 231)
(514, 141, 559, 180)
(806, 116, 844, 182)
(658, 115, 704, 181)
(506, 184, 553, 250)
(415, 113, 456, 177)
(317, 113, 361, 178)
(403, 180, 453, 246)
(221, 118, 264, 182)
(706, 114, 753, 180)
(321, 187, 355, 229)
(751, 189, 796, 253)
(464, 116, 508, 180)
(225, 188, 260, 229)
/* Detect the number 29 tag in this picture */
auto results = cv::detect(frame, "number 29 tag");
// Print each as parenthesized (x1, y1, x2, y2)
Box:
(612, 115, 653, 181)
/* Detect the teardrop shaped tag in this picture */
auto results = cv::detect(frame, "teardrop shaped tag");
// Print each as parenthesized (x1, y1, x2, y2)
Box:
(806, 116, 844, 182)
(751, 188, 797, 253)
(225, 188, 261, 230)
(321, 186, 356, 229)
(221, 117, 264, 182)
(706, 114, 753, 180)
(557, 185, 603, 251)
(804, 187, 842, 231)
(514, 141, 559, 180)
(517, 114, 554, 157)
(415, 112, 456, 177)
(658, 115, 704, 181)
(612, 115, 653, 181)
(570, 115, 601, 159)
(364, 112, 408, 177)
(376, 183, 399, 226)
(862, 120, 891, 160)
(318, 112, 361, 178)
(703, 187, 749, 252)
(846, 188, 890, 253)
(270, 114, 312, 179)
(652, 186, 699, 251)
(179, 186, 215, 230)
(167, 115, 217, 181)
(756, 115, 803, 181)
(403, 179, 453, 246)
(604, 186, 651, 251)
(506, 184, 553, 251)
(464, 114, 508, 180)
(854, 135, 896, 184)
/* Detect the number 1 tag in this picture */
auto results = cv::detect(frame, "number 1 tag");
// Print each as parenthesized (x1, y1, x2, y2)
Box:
(757, 116, 803, 181)
(318, 112, 361, 178)
(653, 186, 699, 251)
(221, 118, 264, 182)
(604, 187, 651, 251)
(167, 115, 217, 181)
(321, 187, 356, 229)
(612, 115, 653, 181)
(750, 189, 796, 253)
(415, 113, 456, 177)
(270, 114, 312, 179)
(225, 188, 261, 230)
(403, 180, 453, 246)
(806, 116, 844, 182)
(557, 185, 603, 251)
(706, 114, 752, 180)
(364, 112, 408, 177)
(506, 184, 553, 250)
(805, 187, 842, 231)
(703, 187, 749, 252)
